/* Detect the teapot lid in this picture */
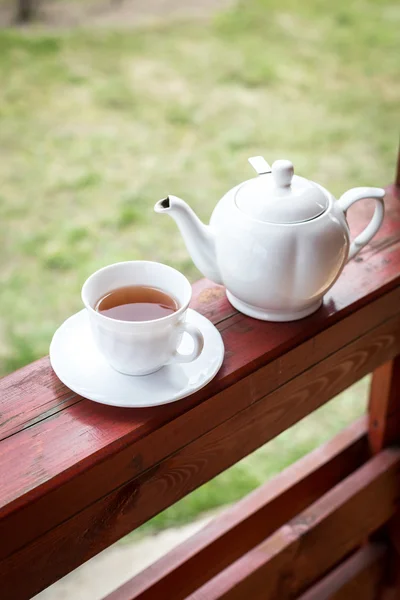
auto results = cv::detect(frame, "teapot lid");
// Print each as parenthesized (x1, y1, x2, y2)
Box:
(234, 157, 329, 224)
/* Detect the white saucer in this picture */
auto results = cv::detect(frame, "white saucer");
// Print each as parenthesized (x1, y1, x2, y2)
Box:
(50, 309, 224, 408)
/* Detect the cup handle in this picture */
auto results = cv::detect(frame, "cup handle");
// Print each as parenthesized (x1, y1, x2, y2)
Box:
(168, 322, 204, 365)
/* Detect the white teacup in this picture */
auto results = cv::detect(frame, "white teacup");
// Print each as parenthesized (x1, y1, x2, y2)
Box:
(81, 261, 204, 376)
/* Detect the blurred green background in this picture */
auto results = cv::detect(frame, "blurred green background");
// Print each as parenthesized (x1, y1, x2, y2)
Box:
(0, 0, 398, 532)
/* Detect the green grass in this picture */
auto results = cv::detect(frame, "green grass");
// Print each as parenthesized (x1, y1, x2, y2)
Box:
(0, 0, 398, 531)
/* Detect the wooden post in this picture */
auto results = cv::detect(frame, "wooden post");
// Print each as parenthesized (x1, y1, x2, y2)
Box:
(368, 357, 400, 454)
(368, 356, 400, 598)
(368, 144, 400, 453)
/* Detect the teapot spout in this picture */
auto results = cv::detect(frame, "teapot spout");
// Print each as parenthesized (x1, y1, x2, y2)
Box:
(154, 195, 222, 285)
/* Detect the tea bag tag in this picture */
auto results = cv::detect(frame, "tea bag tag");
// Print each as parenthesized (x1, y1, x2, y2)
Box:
(248, 156, 271, 176)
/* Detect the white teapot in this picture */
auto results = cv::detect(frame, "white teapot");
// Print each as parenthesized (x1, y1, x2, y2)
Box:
(155, 157, 385, 321)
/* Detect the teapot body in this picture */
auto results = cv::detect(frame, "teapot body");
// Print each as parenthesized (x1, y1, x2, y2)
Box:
(155, 156, 385, 322)
(210, 184, 350, 321)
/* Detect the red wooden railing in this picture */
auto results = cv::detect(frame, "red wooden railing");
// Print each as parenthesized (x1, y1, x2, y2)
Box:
(0, 150, 399, 599)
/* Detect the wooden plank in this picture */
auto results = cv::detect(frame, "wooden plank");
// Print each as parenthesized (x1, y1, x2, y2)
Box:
(186, 449, 400, 600)
(1, 288, 400, 568)
(1, 313, 400, 599)
(298, 544, 387, 600)
(369, 356, 400, 453)
(190, 279, 234, 324)
(105, 418, 368, 600)
(3, 284, 400, 444)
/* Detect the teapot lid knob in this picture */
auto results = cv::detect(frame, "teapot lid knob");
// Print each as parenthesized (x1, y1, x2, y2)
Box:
(272, 160, 294, 188)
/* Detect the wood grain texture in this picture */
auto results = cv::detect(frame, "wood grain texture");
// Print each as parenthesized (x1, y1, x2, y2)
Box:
(1, 312, 400, 599)
(297, 544, 387, 600)
(187, 449, 400, 600)
(369, 357, 400, 454)
(105, 418, 368, 600)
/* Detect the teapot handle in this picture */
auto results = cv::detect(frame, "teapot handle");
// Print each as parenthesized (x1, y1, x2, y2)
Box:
(337, 187, 385, 261)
